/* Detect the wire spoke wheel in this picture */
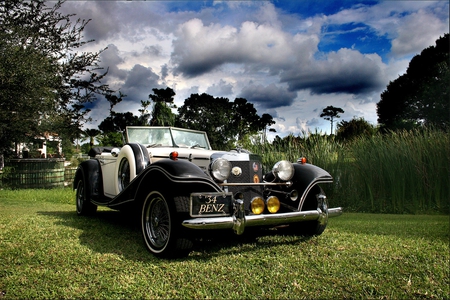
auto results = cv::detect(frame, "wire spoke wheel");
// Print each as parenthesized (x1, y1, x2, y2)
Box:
(142, 192, 172, 254)
(141, 193, 193, 257)
(118, 158, 131, 191)
(146, 197, 171, 249)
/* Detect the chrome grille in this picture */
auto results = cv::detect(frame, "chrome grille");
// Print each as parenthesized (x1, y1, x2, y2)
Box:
(227, 160, 264, 210)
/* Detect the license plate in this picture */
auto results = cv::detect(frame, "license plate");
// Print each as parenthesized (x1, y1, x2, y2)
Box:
(190, 193, 232, 217)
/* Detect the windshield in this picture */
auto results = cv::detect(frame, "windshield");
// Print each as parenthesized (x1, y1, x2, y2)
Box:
(127, 127, 173, 146)
(171, 128, 209, 149)
(126, 127, 211, 149)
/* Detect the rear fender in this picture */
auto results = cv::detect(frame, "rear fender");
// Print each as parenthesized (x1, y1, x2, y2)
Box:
(291, 163, 333, 211)
(73, 159, 103, 201)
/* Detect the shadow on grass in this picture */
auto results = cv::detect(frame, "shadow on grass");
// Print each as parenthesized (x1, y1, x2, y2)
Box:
(38, 209, 313, 262)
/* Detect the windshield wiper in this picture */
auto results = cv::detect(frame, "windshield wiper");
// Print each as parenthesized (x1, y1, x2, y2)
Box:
(190, 144, 205, 149)
(147, 143, 162, 148)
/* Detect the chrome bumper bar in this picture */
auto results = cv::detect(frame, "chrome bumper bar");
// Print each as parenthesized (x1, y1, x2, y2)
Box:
(182, 204, 343, 234)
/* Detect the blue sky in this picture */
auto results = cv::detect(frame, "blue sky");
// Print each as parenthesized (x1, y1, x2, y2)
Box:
(276, 0, 376, 16)
(61, 0, 449, 139)
(318, 22, 391, 61)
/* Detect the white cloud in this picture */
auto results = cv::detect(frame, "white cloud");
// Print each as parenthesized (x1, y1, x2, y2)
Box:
(57, 1, 448, 139)
(327, 1, 449, 58)
(206, 79, 234, 97)
(281, 48, 386, 94)
(239, 83, 297, 109)
(171, 17, 300, 77)
(391, 9, 449, 57)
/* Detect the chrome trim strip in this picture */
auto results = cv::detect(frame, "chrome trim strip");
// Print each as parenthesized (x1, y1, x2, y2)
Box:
(218, 182, 291, 187)
(328, 207, 343, 217)
(297, 178, 333, 211)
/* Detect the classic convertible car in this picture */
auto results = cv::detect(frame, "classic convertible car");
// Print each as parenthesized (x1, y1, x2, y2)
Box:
(74, 126, 342, 257)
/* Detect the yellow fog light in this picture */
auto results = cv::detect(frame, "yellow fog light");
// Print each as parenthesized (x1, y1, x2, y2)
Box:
(266, 196, 280, 213)
(251, 197, 265, 215)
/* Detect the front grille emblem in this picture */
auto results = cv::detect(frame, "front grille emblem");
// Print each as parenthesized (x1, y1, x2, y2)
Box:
(253, 174, 260, 183)
(231, 166, 242, 177)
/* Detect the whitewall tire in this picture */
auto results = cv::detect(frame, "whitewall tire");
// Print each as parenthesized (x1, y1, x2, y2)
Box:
(114, 143, 151, 195)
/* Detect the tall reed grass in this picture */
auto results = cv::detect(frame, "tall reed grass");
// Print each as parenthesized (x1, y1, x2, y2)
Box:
(245, 129, 449, 214)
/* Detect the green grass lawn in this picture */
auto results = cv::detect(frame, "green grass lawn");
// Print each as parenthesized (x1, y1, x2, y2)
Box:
(0, 189, 449, 299)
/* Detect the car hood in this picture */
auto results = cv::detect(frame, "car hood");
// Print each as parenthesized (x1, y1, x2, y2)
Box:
(147, 147, 260, 171)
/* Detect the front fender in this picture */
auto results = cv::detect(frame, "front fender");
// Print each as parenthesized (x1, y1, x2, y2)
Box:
(73, 159, 103, 201)
(291, 163, 333, 211)
(107, 159, 222, 211)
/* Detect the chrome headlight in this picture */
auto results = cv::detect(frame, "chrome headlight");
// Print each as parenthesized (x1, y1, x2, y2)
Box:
(272, 160, 294, 181)
(210, 158, 232, 181)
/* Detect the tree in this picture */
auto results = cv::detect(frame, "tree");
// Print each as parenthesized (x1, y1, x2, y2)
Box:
(105, 92, 125, 115)
(138, 100, 152, 125)
(82, 129, 101, 148)
(377, 34, 449, 131)
(148, 87, 176, 126)
(0, 39, 58, 155)
(97, 132, 123, 147)
(98, 111, 141, 146)
(336, 117, 375, 142)
(320, 106, 344, 135)
(176, 93, 275, 149)
(259, 113, 276, 142)
(176, 93, 232, 149)
(230, 98, 275, 141)
(0, 0, 120, 156)
(98, 112, 140, 133)
(97, 112, 140, 146)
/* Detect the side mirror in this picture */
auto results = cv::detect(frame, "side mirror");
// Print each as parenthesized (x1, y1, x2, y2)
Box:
(111, 148, 120, 157)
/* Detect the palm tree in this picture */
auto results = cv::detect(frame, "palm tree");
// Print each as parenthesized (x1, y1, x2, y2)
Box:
(81, 129, 101, 148)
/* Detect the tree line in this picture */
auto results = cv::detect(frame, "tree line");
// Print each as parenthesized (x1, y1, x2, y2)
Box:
(377, 33, 449, 132)
(86, 88, 275, 151)
(321, 33, 449, 141)
(0, 0, 124, 158)
(0, 0, 273, 157)
(1, 0, 448, 158)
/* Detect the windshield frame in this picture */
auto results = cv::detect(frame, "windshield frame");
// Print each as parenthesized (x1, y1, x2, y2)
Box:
(125, 126, 212, 150)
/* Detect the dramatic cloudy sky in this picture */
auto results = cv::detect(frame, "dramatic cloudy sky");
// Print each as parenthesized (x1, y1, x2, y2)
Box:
(60, 0, 449, 139)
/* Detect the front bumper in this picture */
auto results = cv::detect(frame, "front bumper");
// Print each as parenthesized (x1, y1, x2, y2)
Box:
(182, 197, 343, 235)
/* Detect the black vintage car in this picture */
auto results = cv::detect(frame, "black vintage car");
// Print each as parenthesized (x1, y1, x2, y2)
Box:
(74, 126, 342, 257)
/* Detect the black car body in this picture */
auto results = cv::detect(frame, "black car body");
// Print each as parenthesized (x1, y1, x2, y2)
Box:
(74, 126, 342, 257)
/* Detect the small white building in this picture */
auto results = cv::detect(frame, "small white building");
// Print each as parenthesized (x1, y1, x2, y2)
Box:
(16, 133, 62, 158)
